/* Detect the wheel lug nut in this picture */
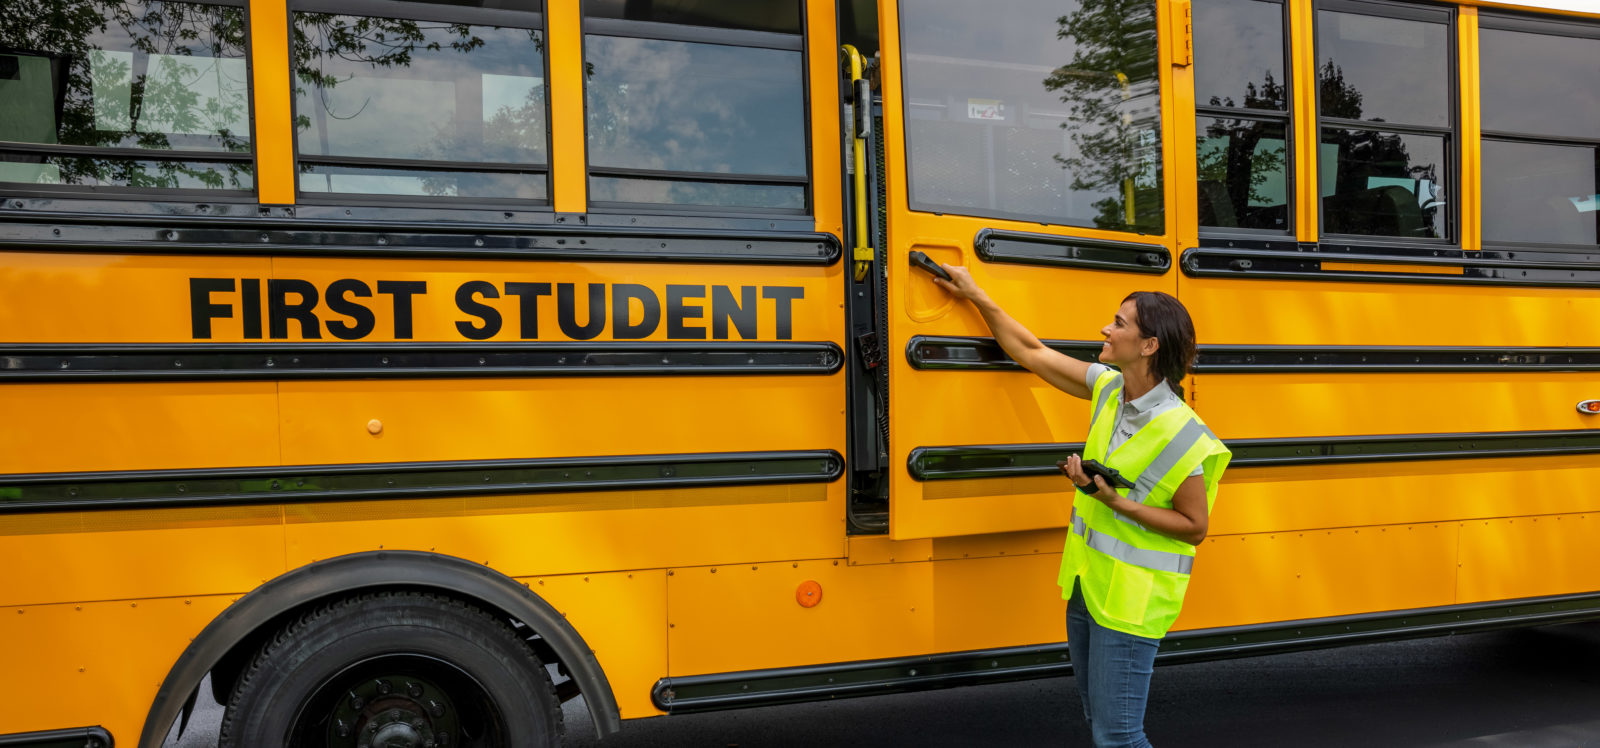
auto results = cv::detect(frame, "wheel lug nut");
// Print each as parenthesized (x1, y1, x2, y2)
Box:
(428, 700, 445, 717)
(376, 679, 392, 695)
(436, 733, 450, 746)
(349, 691, 364, 710)
(335, 719, 351, 738)
(406, 681, 424, 698)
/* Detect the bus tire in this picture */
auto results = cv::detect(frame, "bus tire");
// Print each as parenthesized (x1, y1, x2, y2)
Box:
(218, 590, 562, 747)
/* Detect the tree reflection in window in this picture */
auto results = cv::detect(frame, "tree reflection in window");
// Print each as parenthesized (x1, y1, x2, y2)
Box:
(1044, 0, 1164, 232)
(0, 0, 251, 190)
(291, 11, 548, 200)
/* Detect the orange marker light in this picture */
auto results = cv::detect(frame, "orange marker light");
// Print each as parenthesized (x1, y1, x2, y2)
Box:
(1579, 400, 1600, 414)
(796, 580, 822, 608)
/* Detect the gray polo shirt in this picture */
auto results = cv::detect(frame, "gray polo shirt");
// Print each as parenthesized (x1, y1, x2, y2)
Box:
(1086, 363, 1203, 477)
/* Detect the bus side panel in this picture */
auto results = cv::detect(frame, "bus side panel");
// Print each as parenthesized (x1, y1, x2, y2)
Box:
(0, 506, 285, 607)
(0, 382, 280, 474)
(665, 558, 934, 677)
(0, 595, 235, 742)
(1182, 274, 1600, 628)
(283, 487, 843, 578)
(1178, 520, 1460, 630)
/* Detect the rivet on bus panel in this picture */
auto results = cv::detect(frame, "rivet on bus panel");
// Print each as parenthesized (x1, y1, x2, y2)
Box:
(367, 419, 383, 435)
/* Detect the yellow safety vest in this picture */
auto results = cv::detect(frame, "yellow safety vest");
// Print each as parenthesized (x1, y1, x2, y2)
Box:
(1057, 369, 1231, 639)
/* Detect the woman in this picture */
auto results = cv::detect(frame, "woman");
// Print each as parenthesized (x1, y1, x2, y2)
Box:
(935, 267, 1231, 748)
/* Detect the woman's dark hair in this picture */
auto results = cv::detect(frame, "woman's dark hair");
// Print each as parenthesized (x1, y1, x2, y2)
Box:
(1123, 291, 1196, 399)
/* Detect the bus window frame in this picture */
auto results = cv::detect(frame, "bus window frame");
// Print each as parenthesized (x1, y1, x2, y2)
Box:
(578, 5, 815, 221)
(286, 0, 555, 210)
(1476, 11, 1600, 253)
(0, 0, 258, 204)
(1313, 0, 1459, 249)
(1194, 0, 1296, 241)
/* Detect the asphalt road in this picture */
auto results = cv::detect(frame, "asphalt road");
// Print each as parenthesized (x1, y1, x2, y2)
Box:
(169, 622, 1600, 747)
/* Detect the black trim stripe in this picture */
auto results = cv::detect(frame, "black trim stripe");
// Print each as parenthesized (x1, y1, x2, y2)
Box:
(0, 342, 844, 382)
(975, 228, 1170, 275)
(0, 450, 843, 514)
(0, 217, 841, 265)
(0, 727, 111, 748)
(907, 430, 1600, 480)
(1183, 246, 1600, 288)
(650, 591, 1600, 714)
(907, 336, 1600, 373)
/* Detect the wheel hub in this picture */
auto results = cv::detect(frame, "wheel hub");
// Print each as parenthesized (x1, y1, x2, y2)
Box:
(333, 673, 460, 748)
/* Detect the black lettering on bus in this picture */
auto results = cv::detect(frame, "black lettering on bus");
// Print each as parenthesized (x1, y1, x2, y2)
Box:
(377, 280, 428, 340)
(241, 277, 263, 339)
(558, 283, 606, 341)
(612, 284, 661, 340)
(712, 285, 757, 340)
(505, 282, 552, 339)
(325, 279, 376, 341)
(268, 279, 322, 339)
(762, 286, 805, 341)
(455, 281, 503, 341)
(189, 277, 235, 339)
(666, 285, 707, 340)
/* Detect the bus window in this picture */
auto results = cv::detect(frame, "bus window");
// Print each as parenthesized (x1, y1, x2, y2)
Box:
(582, 0, 808, 214)
(1193, 0, 1290, 232)
(1316, 5, 1451, 240)
(1479, 19, 1599, 247)
(898, 0, 1164, 233)
(0, 0, 251, 192)
(291, 1, 549, 202)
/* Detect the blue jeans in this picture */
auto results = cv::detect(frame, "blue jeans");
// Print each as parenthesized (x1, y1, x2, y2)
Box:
(1066, 583, 1160, 748)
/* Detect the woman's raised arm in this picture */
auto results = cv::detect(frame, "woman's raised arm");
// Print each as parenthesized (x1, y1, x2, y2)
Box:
(934, 265, 1094, 400)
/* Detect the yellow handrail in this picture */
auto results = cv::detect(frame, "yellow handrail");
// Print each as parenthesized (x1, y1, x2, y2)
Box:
(842, 44, 873, 282)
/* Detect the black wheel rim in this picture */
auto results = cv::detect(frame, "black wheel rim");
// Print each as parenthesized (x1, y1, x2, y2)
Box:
(287, 653, 510, 748)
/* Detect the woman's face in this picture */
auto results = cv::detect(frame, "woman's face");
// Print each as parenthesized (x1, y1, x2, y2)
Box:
(1099, 299, 1155, 368)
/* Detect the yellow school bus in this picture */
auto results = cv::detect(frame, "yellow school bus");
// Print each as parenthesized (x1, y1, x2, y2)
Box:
(2, 0, 1598, 744)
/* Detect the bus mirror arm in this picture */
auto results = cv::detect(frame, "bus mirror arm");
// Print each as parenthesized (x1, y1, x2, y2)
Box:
(854, 78, 873, 140)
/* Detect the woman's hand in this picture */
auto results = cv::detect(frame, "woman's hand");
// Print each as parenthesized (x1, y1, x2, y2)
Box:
(931, 264, 984, 302)
(1062, 454, 1129, 509)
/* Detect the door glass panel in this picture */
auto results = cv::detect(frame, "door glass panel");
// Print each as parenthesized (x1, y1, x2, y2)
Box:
(1482, 139, 1598, 246)
(1317, 10, 1448, 127)
(1319, 128, 1447, 239)
(899, 0, 1165, 233)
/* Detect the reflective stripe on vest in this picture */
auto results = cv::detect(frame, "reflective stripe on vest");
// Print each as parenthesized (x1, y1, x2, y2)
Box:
(1071, 510, 1194, 575)
(1114, 417, 1209, 527)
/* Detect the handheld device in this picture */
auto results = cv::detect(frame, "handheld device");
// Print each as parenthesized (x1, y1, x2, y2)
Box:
(908, 250, 953, 282)
(1057, 458, 1135, 491)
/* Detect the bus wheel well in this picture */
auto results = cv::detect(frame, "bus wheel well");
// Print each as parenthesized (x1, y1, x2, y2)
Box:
(141, 551, 622, 747)
(206, 584, 580, 705)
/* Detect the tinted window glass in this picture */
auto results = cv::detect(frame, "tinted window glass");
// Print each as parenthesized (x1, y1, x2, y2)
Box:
(1320, 128, 1446, 238)
(1194, 0, 1286, 110)
(900, 0, 1164, 232)
(0, 0, 251, 190)
(1317, 11, 1448, 127)
(295, 15, 545, 162)
(1482, 139, 1597, 246)
(1480, 28, 1600, 140)
(0, 152, 252, 190)
(583, 35, 806, 210)
(298, 164, 545, 199)
(585, 0, 800, 34)
(1197, 118, 1288, 230)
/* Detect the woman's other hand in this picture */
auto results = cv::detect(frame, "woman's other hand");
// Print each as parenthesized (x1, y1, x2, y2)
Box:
(932, 264, 983, 301)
